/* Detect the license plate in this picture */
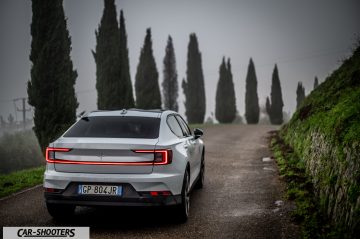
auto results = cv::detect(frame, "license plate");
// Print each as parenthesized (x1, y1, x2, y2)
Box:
(78, 184, 122, 196)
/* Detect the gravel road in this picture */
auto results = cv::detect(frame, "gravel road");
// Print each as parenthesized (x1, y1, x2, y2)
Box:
(0, 125, 300, 238)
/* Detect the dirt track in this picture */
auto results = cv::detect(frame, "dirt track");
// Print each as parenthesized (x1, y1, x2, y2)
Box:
(0, 125, 300, 238)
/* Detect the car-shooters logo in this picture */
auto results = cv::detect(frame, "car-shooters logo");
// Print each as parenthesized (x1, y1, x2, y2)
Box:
(3, 227, 89, 239)
(17, 228, 75, 237)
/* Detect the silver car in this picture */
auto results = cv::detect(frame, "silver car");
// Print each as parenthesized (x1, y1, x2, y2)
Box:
(44, 109, 205, 222)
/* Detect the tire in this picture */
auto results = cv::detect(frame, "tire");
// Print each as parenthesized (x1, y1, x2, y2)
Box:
(174, 169, 190, 223)
(46, 203, 75, 219)
(195, 153, 205, 189)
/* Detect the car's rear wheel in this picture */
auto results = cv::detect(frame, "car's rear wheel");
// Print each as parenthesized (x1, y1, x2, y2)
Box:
(195, 153, 205, 189)
(46, 203, 75, 219)
(174, 169, 190, 223)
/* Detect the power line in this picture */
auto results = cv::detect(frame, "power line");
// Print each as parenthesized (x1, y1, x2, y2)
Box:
(14, 98, 31, 129)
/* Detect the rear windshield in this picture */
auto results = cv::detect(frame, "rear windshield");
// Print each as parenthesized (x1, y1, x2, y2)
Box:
(63, 116, 160, 139)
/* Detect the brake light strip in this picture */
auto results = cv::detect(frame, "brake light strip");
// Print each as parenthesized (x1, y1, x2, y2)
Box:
(45, 147, 169, 166)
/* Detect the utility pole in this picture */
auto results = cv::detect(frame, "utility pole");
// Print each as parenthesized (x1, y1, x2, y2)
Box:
(14, 97, 31, 129)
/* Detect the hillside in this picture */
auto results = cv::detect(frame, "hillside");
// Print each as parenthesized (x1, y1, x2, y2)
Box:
(280, 45, 360, 237)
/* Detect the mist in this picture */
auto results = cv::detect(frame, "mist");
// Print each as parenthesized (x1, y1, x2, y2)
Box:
(0, 0, 359, 121)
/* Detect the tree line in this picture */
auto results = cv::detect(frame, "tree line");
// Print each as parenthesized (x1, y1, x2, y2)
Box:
(27, 0, 320, 151)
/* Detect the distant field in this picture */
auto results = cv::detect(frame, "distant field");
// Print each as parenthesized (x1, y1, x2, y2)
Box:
(0, 130, 44, 174)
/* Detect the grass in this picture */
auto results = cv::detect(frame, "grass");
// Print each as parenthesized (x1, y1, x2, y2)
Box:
(283, 45, 360, 160)
(0, 166, 45, 198)
(277, 43, 360, 238)
(270, 132, 330, 239)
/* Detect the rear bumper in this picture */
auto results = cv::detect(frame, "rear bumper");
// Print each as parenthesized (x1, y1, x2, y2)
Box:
(44, 168, 183, 206)
(45, 190, 181, 207)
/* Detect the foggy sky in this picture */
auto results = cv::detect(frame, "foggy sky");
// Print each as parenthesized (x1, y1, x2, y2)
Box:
(0, 0, 359, 122)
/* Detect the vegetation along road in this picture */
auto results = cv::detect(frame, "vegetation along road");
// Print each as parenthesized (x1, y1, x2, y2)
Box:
(0, 125, 300, 238)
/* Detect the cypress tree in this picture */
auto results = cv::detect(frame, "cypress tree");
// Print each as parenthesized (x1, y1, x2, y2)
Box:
(119, 10, 134, 108)
(314, 76, 319, 89)
(245, 58, 260, 124)
(215, 58, 236, 123)
(162, 36, 178, 111)
(265, 97, 271, 117)
(296, 81, 305, 109)
(267, 64, 284, 125)
(93, 0, 131, 110)
(182, 33, 206, 123)
(135, 28, 161, 109)
(28, 0, 78, 151)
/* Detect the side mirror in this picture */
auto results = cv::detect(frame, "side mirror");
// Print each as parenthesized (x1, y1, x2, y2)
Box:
(194, 128, 203, 139)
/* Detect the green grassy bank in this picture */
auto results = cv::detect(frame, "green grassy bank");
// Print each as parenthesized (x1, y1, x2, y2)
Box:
(273, 45, 360, 238)
(0, 166, 44, 198)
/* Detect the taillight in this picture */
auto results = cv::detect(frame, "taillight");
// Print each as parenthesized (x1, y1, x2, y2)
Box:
(133, 149, 172, 165)
(140, 191, 172, 197)
(44, 187, 62, 193)
(150, 191, 172, 196)
(45, 147, 72, 163)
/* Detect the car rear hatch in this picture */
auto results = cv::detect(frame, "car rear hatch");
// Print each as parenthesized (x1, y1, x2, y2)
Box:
(51, 138, 157, 174)
(48, 114, 161, 174)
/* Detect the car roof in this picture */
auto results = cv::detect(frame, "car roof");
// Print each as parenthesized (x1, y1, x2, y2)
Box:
(86, 109, 176, 118)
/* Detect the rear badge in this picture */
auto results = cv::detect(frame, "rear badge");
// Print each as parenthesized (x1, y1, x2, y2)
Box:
(120, 109, 127, 115)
